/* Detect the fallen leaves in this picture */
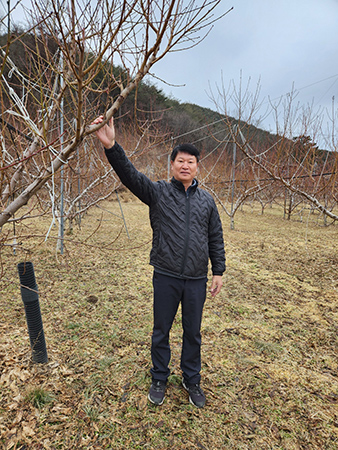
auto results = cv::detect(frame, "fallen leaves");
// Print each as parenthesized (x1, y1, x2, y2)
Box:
(1, 200, 338, 449)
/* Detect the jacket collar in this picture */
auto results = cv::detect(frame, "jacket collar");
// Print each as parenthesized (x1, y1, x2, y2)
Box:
(171, 177, 198, 193)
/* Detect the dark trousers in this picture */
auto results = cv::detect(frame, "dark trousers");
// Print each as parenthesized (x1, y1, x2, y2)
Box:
(150, 271, 207, 385)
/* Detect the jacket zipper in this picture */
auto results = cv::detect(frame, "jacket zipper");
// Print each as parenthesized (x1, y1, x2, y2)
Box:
(180, 190, 190, 276)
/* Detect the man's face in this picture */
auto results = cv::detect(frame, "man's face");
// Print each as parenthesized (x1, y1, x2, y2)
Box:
(170, 151, 198, 188)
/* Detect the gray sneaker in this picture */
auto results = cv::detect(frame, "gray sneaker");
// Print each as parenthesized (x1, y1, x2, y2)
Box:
(148, 380, 166, 406)
(182, 379, 206, 408)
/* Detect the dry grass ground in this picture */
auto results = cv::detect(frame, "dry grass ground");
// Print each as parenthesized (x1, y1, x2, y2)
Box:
(1, 196, 338, 449)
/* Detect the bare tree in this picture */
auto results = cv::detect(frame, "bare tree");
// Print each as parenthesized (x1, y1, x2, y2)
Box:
(0, 0, 231, 228)
(208, 75, 338, 224)
(205, 76, 280, 228)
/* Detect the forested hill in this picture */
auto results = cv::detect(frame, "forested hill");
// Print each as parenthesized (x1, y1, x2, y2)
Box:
(118, 78, 278, 154)
(0, 29, 277, 155)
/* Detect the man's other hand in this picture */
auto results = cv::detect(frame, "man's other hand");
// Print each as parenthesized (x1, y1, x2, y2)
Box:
(210, 275, 223, 297)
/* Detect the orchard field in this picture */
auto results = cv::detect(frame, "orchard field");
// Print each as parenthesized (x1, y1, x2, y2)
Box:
(1, 195, 338, 449)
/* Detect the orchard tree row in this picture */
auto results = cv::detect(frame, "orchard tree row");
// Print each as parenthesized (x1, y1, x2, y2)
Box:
(0, 0, 337, 250)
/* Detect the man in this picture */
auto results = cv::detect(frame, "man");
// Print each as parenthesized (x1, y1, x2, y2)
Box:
(93, 116, 225, 408)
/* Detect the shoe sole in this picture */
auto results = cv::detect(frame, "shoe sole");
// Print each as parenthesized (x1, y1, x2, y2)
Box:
(148, 393, 165, 406)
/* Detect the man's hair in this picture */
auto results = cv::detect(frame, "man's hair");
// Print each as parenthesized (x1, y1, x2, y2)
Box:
(170, 143, 200, 162)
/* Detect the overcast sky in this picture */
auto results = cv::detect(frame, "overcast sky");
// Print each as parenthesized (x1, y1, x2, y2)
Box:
(152, 0, 338, 142)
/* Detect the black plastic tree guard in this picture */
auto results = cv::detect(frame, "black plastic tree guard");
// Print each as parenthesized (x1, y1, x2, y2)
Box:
(17, 262, 48, 363)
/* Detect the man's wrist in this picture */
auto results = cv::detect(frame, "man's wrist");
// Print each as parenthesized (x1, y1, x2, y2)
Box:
(104, 140, 116, 151)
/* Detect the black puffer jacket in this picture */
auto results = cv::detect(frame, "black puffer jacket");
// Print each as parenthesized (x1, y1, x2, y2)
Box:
(105, 143, 226, 279)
